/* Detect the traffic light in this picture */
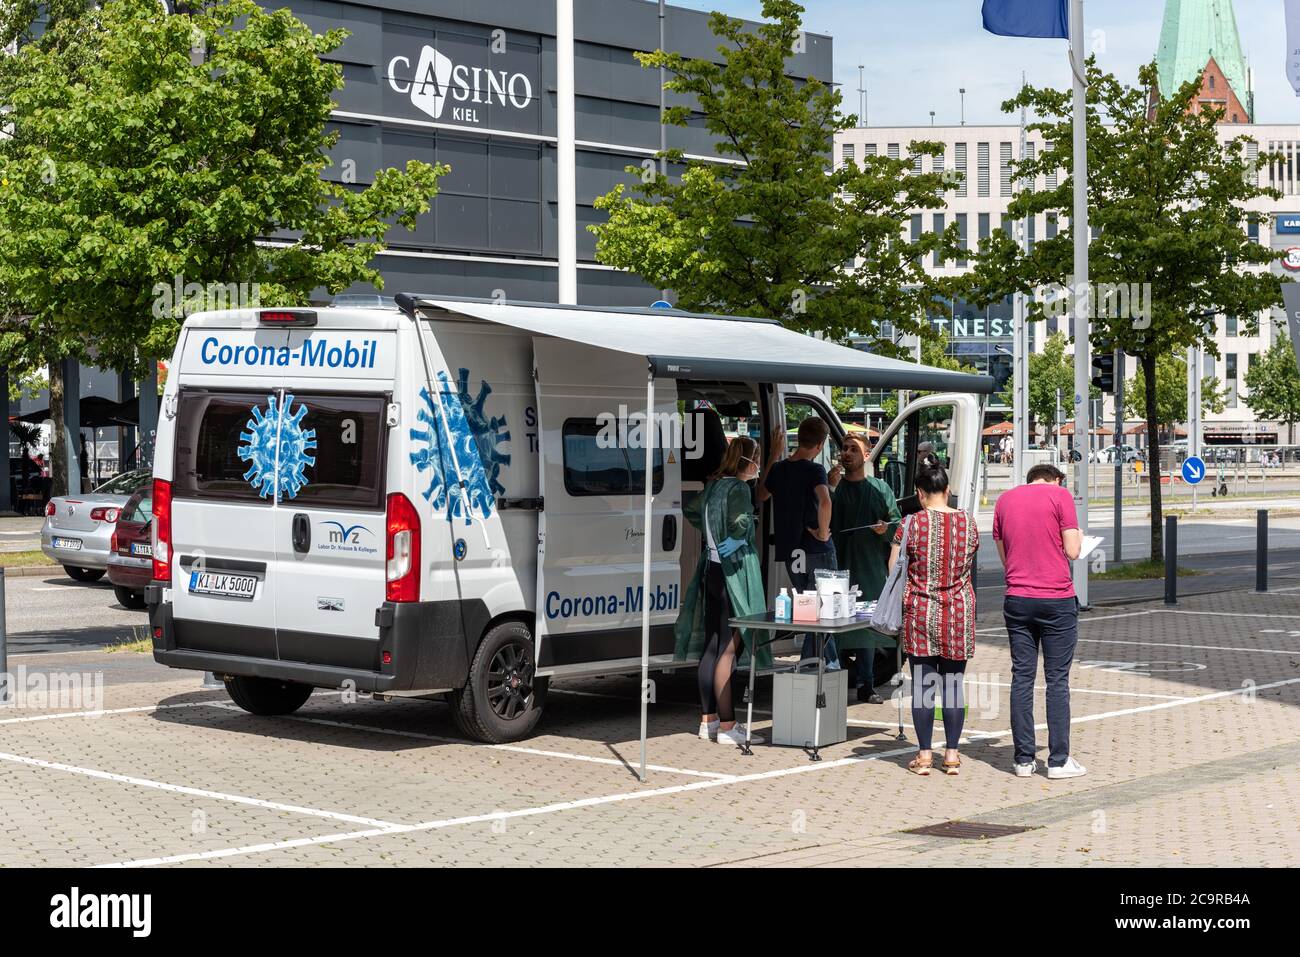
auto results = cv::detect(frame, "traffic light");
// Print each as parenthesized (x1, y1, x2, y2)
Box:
(1091, 350, 1115, 394)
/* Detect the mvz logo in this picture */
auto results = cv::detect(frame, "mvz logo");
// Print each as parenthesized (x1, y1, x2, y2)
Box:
(388, 45, 533, 124)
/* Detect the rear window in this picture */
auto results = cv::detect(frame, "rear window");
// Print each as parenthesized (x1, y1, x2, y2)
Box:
(562, 418, 664, 497)
(94, 470, 150, 495)
(173, 390, 387, 510)
(121, 493, 153, 524)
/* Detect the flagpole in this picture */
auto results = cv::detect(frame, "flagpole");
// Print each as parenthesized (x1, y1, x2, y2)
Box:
(1070, 0, 1091, 607)
(1013, 73, 1028, 482)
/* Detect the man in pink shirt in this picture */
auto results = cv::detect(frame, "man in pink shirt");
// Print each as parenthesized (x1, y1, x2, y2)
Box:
(992, 464, 1086, 780)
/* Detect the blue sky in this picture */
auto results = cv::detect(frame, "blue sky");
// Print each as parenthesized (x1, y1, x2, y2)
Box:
(666, 0, 1298, 126)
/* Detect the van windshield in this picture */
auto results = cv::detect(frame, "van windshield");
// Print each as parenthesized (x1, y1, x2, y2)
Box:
(173, 390, 387, 510)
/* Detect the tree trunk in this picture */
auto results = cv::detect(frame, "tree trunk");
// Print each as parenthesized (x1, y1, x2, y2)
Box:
(48, 360, 67, 498)
(1142, 351, 1163, 563)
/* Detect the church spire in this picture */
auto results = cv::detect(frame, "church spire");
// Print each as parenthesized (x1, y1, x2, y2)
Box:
(1154, 0, 1253, 122)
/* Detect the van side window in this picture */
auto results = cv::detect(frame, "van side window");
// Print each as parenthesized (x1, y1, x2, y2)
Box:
(562, 419, 664, 497)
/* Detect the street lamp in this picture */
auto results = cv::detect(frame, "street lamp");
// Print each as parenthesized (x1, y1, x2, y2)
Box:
(959, 87, 966, 126)
(858, 65, 867, 128)
(930, 110, 936, 127)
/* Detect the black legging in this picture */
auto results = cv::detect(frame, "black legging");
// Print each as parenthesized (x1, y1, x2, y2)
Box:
(910, 656, 968, 751)
(699, 561, 739, 721)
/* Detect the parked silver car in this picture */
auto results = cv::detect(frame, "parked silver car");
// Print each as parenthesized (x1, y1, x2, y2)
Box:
(40, 469, 153, 582)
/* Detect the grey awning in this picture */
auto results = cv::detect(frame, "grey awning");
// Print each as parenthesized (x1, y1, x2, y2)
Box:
(397, 294, 996, 395)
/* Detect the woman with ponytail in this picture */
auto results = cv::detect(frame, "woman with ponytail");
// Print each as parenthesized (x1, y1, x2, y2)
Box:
(674, 435, 769, 747)
(888, 452, 980, 776)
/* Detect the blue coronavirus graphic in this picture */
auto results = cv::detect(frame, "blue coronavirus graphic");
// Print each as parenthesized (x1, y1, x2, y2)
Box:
(409, 368, 511, 523)
(238, 393, 316, 501)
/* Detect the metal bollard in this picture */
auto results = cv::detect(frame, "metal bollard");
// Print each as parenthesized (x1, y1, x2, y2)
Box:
(0, 566, 7, 705)
(1164, 515, 1177, 606)
(201, 671, 223, 690)
(1258, 509, 1268, 590)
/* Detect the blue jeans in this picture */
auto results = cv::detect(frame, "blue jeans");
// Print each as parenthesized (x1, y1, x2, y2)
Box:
(1004, 595, 1079, 768)
(848, 649, 876, 689)
(786, 543, 840, 669)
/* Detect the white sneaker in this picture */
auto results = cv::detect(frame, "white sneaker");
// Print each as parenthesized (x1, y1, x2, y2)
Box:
(717, 724, 764, 746)
(1014, 760, 1037, 777)
(698, 720, 719, 741)
(1047, 757, 1087, 780)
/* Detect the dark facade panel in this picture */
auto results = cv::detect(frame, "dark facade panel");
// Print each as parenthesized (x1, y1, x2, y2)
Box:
(295, 0, 831, 305)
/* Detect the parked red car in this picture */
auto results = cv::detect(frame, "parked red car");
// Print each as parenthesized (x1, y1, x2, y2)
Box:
(106, 488, 153, 609)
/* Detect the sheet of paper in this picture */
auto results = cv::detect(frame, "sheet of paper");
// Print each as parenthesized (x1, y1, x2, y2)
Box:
(1079, 535, 1105, 559)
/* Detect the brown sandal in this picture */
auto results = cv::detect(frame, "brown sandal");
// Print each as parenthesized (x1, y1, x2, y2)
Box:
(943, 755, 962, 776)
(908, 755, 933, 776)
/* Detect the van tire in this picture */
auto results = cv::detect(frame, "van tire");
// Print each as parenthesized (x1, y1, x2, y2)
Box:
(223, 676, 313, 716)
(114, 585, 146, 609)
(450, 621, 548, 743)
(65, 565, 105, 583)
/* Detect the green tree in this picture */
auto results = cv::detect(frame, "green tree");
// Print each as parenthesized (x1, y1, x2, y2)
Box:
(830, 387, 857, 416)
(968, 61, 1281, 561)
(1244, 331, 1300, 444)
(0, 0, 444, 493)
(590, 0, 955, 346)
(1123, 353, 1227, 432)
(997, 331, 1100, 439)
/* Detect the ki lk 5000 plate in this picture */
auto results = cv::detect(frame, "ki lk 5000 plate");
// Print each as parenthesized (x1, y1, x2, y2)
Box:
(188, 571, 257, 600)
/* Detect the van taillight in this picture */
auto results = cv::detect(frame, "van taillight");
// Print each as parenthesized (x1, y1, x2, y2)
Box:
(152, 479, 172, 582)
(110, 530, 119, 553)
(385, 492, 420, 602)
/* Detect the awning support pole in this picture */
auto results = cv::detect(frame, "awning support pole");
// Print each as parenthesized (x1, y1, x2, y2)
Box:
(639, 371, 656, 783)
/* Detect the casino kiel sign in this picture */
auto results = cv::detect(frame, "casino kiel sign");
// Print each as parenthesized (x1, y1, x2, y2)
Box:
(387, 45, 534, 125)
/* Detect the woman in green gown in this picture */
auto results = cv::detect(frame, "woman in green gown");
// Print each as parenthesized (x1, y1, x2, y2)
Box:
(829, 435, 902, 703)
(674, 435, 769, 746)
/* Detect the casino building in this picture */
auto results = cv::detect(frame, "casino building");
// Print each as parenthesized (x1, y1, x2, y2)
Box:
(308, 0, 832, 306)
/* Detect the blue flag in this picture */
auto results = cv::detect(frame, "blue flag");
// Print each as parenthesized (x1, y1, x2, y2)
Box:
(982, 0, 1068, 39)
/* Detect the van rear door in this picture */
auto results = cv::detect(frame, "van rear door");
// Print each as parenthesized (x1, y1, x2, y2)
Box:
(532, 340, 683, 673)
(269, 391, 389, 669)
(171, 388, 282, 657)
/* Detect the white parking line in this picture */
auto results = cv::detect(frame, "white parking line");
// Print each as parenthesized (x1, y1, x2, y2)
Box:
(0, 702, 213, 725)
(100, 741, 924, 868)
(102, 673, 1300, 867)
(204, 703, 733, 780)
(0, 749, 404, 829)
(1076, 637, 1300, 656)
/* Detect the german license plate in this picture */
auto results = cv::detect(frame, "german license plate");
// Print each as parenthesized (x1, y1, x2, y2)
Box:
(130, 542, 152, 557)
(188, 571, 257, 600)
(52, 537, 82, 550)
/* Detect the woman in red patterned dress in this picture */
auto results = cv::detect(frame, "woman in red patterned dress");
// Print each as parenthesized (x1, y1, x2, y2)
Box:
(888, 453, 979, 776)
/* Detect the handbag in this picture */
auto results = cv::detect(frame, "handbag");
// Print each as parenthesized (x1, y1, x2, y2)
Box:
(870, 514, 912, 637)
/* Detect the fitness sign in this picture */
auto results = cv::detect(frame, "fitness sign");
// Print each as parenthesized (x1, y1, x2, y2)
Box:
(386, 43, 534, 127)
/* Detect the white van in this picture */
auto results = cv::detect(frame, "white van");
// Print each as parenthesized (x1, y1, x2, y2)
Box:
(147, 295, 992, 742)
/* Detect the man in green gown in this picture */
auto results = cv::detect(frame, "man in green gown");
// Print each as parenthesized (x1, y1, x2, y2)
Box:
(829, 434, 901, 703)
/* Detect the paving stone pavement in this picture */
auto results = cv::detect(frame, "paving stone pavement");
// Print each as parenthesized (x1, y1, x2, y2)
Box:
(1, 587, 1298, 867)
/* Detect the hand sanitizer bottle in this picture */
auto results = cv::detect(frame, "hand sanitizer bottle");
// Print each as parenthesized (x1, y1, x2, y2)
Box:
(774, 588, 792, 622)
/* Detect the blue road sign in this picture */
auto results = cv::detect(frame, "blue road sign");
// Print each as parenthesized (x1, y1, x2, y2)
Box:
(1181, 455, 1206, 485)
(650, 300, 672, 309)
